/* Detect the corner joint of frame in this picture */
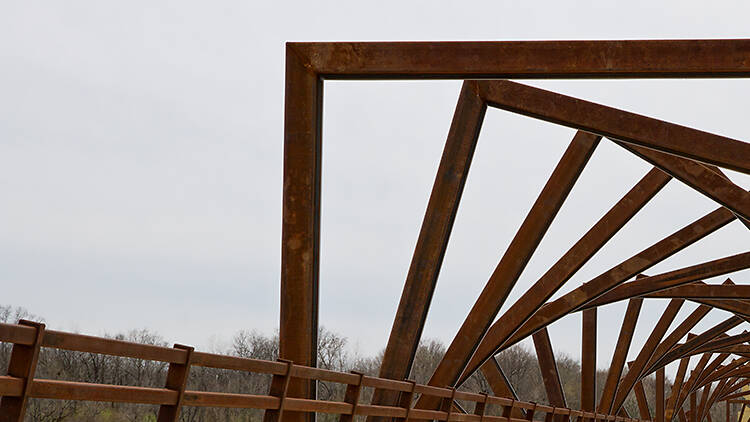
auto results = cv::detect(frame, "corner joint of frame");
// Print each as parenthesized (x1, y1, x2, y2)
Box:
(286, 43, 317, 77)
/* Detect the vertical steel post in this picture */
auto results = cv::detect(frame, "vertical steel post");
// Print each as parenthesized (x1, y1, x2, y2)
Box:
(582, 308, 598, 414)
(657, 367, 666, 422)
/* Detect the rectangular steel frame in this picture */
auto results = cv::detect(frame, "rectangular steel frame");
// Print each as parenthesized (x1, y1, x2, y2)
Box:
(281, 40, 750, 422)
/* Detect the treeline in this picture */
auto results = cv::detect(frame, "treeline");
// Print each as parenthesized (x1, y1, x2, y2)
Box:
(0, 306, 719, 422)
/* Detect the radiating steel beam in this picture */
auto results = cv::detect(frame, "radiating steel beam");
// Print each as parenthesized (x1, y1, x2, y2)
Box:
(457, 167, 670, 384)
(599, 298, 644, 413)
(476, 80, 750, 174)
(466, 205, 735, 379)
(582, 255, 750, 309)
(666, 358, 691, 422)
(645, 283, 750, 299)
(373, 79, 486, 413)
(582, 308, 598, 413)
(479, 357, 527, 419)
(612, 299, 684, 411)
(657, 367, 666, 422)
(533, 327, 567, 409)
(420, 131, 600, 408)
(615, 141, 750, 221)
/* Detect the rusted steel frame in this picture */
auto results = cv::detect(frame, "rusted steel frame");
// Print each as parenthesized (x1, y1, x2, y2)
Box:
(0, 320, 45, 422)
(281, 44, 323, 421)
(470, 204, 735, 377)
(533, 327, 567, 410)
(690, 333, 750, 358)
(697, 359, 750, 388)
(691, 391, 698, 422)
(674, 354, 713, 414)
(479, 357, 527, 419)
(642, 305, 713, 376)
(666, 358, 691, 422)
(703, 380, 730, 422)
(702, 367, 750, 388)
(475, 79, 750, 174)
(611, 299, 685, 412)
(420, 131, 601, 408)
(633, 379, 652, 420)
(292, 40, 750, 79)
(718, 378, 745, 402)
(157, 344, 194, 422)
(696, 385, 711, 422)
(727, 401, 731, 422)
(645, 284, 750, 299)
(714, 346, 750, 355)
(695, 354, 731, 389)
(583, 254, 750, 309)
(657, 367, 666, 422)
(374, 82, 487, 412)
(281, 38, 750, 414)
(721, 389, 750, 404)
(738, 404, 746, 422)
(679, 409, 689, 422)
(582, 308, 598, 412)
(459, 167, 670, 385)
(599, 298, 644, 413)
(706, 166, 750, 231)
(652, 316, 743, 373)
(692, 300, 750, 320)
(614, 141, 750, 221)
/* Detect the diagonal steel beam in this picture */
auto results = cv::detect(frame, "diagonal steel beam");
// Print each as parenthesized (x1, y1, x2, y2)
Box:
(615, 141, 750, 221)
(666, 357, 691, 422)
(645, 283, 750, 299)
(583, 254, 750, 309)
(419, 131, 600, 408)
(476, 79, 750, 174)
(532, 327, 567, 409)
(372, 80, 486, 412)
(457, 167, 670, 384)
(464, 205, 735, 380)
(611, 299, 684, 411)
(599, 298, 644, 413)
(654, 317, 743, 371)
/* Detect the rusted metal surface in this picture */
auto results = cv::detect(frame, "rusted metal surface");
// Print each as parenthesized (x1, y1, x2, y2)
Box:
(281, 44, 323, 422)
(420, 130, 600, 409)
(532, 328, 567, 410)
(599, 299, 644, 414)
(373, 82, 486, 413)
(582, 308, 598, 413)
(2, 39, 750, 422)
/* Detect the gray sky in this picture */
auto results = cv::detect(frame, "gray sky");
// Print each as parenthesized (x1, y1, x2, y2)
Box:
(1, 1, 749, 375)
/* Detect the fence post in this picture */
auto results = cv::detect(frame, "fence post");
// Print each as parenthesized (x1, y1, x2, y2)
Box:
(526, 403, 538, 422)
(339, 371, 364, 422)
(441, 387, 457, 422)
(396, 380, 417, 422)
(0, 320, 45, 422)
(503, 398, 517, 420)
(264, 359, 295, 422)
(474, 393, 489, 422)
(157, 343, 194, 422)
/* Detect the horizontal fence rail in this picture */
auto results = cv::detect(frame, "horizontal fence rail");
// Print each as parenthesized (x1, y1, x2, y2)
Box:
(0, 320, 649, 422)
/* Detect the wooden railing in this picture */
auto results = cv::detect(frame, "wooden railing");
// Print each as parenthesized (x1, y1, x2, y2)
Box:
(0, 320, 649, 422)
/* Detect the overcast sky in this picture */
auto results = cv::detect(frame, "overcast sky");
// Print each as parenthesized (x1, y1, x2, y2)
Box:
(2, 2, 750, 375)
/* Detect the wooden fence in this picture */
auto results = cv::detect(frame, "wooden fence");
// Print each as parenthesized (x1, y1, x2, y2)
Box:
(0, 320, 649, 422)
